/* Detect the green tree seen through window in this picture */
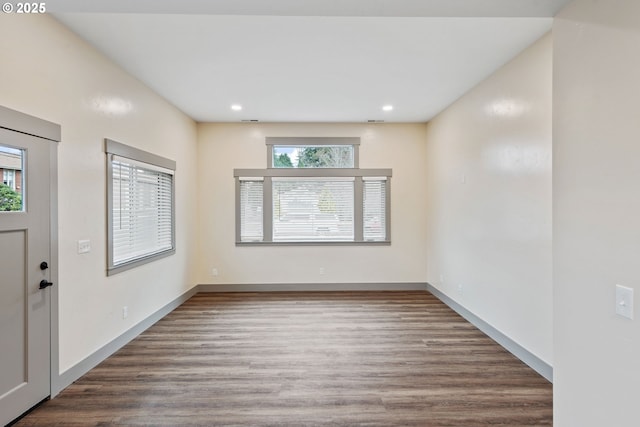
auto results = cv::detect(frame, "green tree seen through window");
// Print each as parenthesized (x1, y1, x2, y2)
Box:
(274, 153, 293, 168)
(297, 146, 353, 168)
(0, 183, 22, 211)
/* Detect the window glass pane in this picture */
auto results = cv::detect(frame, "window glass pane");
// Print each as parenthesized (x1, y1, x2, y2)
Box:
(0, 145, 24, 212)
(240, 180, 263, 242)
(273, 178, 354, 242)
(363, 179, 386, 241)
(273, 145, 354, 168)
(112, 158, 173, 266)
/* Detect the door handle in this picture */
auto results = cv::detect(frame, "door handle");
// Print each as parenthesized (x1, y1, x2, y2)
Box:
(39, 280, 53, 289)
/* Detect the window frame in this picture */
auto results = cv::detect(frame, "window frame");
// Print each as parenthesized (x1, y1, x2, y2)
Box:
(105, 139, 176, 276)
(235, 137, 391, 246)
(267, 137, 360, 169)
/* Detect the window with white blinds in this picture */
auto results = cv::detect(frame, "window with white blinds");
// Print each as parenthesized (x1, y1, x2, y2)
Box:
(273, 177, 354, 242)
(239, 178, 264, 242)
(363, 178, 387, 242)
(106, 139, 175, 275)
(235, 138, 390, 245)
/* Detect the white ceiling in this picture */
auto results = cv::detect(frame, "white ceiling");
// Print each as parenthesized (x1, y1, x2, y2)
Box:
(50, 1, 570, 123)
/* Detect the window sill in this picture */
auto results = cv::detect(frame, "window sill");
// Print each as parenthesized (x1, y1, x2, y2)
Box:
(236, 241, 391, 247)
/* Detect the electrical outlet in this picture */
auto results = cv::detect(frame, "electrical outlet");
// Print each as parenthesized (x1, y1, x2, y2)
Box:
(211, 268, 219, 277)
(440, 274, 445, 284)
(457, 283, 464, 295)
(615, 285, 634, 320)
(319, 267, 325, 275)
(122, 306, 128, 319)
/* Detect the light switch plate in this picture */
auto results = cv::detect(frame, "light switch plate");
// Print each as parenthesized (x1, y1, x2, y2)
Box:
(615, 284, 634, 320)
(78, 239, 91, 254)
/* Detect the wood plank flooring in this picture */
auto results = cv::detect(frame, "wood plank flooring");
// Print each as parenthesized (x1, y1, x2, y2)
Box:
(16, 292, 552, 426)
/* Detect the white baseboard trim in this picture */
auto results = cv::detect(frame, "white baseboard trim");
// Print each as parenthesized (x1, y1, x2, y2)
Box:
(198, 282, 429, 292)
(52, 286, 199, 396)
(426, 283, 553, 382)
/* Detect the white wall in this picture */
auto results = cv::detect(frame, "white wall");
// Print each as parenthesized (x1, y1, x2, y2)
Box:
(553, 1, 640, 425)
(0, 15, 199, 373)
(197, 123, 428, 285)
(425, 34, 553, 364)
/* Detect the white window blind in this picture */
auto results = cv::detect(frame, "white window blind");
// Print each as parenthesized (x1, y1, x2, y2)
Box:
(239, 178, 264, 242)
(111, 155, 174, 266)
(363, 178, 387, 241)
(273, 177, 354, 242)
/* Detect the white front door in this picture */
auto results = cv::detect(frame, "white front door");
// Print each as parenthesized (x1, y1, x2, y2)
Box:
(0, 128, 52, 425)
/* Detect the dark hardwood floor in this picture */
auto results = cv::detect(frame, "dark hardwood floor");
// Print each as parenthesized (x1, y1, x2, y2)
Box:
(17, 292, 552, 426)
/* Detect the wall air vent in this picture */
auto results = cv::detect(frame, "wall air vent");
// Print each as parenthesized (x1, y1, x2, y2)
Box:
(241, 119, 259, 122)
(367, 120, 385, 123)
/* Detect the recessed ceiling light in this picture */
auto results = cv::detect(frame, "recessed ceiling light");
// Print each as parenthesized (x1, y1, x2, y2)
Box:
(382, 105, 394, 112)
(231, 104, 243, 111)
